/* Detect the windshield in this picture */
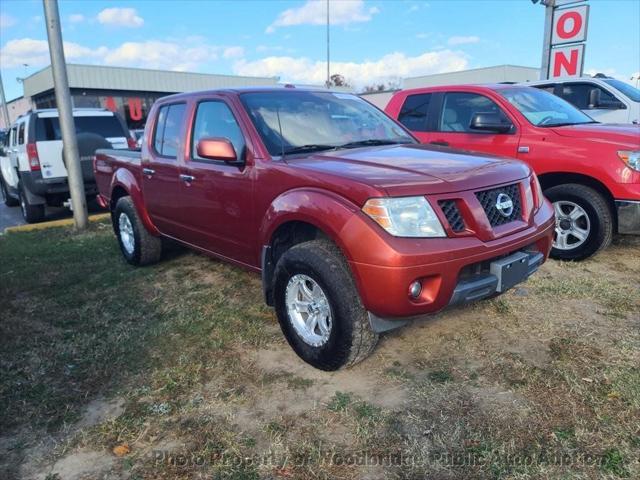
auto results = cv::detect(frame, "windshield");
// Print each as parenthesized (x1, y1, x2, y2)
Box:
(239, 91, 415, 157)
(603, 79, 640, 102)
(500, 87, 595, 127)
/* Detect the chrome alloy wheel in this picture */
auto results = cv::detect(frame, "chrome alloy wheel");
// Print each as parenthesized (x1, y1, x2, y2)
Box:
(553, 200, 591, 251)
(118, 212, 135, 255)
(285, 274, 333, 347)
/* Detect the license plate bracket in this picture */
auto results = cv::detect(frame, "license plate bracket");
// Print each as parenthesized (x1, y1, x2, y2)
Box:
(490, 251, 529, 293)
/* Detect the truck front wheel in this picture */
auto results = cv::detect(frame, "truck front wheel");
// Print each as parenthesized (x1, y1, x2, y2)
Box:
(272, 239, 378, 371)
(113, 196, 162, 266)
(545, 183, 613, 261)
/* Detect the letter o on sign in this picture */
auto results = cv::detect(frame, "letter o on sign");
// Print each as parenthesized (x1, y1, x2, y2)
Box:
(556, 11, 582, 39)
(552, 5, 588, 45)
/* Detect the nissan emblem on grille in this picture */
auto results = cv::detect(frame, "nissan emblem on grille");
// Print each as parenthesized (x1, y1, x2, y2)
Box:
(495, 193, 514, 217)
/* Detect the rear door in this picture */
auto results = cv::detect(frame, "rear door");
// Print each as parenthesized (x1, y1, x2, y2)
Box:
(394, 92, 439, 144)
(35, 112, 130, 179)
(430, 91, 520, 158)
(141, 102, 188, 238)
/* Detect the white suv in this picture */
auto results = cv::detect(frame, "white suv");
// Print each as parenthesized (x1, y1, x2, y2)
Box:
(525, 77, 640, 125)
(0, 108, 131, 222)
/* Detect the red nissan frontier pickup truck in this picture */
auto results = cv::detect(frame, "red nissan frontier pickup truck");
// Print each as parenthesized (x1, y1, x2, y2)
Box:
(94, 88, 554, 370)
(385, 84, 640, 260)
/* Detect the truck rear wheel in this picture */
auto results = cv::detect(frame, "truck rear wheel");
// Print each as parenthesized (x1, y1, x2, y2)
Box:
(272, 239, 378, 371)
(545, 183, 613, 261)
(19, 184, 45, 223)
(113, 196, 162, 266)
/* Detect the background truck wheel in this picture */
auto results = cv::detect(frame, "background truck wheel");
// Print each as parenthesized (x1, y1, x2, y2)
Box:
(545, 183, 613, 261)
(1, 178, 19, 207)
(19, 184, 45, 223)
(113, 196, 162, 266)
(273, 239, 378, 371)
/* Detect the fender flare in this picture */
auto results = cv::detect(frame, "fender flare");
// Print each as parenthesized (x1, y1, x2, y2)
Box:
(259, 187, 360, 259)
(109, 168, 160, 236)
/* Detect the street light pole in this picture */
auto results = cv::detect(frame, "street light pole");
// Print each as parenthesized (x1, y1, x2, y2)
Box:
(326, 0, 330, 88)
(0, 71, 11, 130)
(42, 0, 88, 230)
(540, 0, 556, 79)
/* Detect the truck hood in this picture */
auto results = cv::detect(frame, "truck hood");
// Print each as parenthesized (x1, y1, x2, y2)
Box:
(551, 123, 640, 149)
(284, 144, 531, 198)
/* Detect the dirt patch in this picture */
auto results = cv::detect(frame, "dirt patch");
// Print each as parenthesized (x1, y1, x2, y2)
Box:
(77, 397, 125, 430)
(40, 450, 115, 480)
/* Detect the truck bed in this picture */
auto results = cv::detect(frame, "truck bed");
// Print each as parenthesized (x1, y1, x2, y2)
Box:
(94, 148, 142, 204)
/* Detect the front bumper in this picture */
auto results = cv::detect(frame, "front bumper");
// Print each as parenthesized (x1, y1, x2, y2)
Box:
(616, 200, 640, 235)
(348, 202, 555, 319)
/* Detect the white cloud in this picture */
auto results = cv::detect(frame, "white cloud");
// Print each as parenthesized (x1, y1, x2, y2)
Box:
(103, 41, 219, 70)
(0, 38, 104, 68)
(1, 13, 16, 28)
(0, 37, 245, 72)
(97, 8, 144, 28)
(223, 46, 245, 59)
(447, 35, 480, 46)
(69, 14, 85, 23)
(233, 50, 468, 89)
(416, 32, 429, 39)
(266, 0, 379, 33)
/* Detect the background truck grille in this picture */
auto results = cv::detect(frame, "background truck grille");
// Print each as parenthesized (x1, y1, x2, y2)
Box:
(439, 200, 466, 233)
(475, 183, 522, 227)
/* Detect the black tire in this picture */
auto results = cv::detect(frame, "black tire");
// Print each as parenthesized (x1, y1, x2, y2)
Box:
(1, 177, 19, 207)
(273, 239, 378, 371)
(545, 183, 613, 261)
(113, 196, 162, 266)
(19, 184, 45, 223)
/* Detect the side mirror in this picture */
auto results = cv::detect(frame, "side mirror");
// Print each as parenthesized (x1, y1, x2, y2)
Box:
(588, 88, 601, 108)
(196, 137, 237, 163)
(469, 112, 513, 134)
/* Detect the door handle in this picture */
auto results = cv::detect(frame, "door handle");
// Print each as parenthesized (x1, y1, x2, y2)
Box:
(179, 174, 195, 183)
(142, 168, 155, 175)
(429, 141, 449, 147)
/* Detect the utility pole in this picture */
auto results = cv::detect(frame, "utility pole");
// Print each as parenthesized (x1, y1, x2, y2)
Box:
(326, 0, 330, 88)
(42, 0, 88, 230)
(0, 71, 11, 130)
(540, 0, 556, 79)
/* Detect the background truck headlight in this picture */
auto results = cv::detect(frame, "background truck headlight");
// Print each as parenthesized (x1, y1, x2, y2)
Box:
(618, 150, 640, 172)
(362, 197, 446, 237)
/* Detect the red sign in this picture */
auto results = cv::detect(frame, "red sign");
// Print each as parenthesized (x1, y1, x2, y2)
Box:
(548, 3, 589, 79)
(550, 44, 585, 78)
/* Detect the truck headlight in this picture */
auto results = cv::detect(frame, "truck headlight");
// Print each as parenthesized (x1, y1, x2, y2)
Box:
(618, 150, 640, 171)
(362, 197, 446, 237)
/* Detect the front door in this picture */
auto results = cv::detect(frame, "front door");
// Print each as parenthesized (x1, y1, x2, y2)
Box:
(179, 98, 255, 265)
(431, 92, 521, 158)
(141, 102, 188, 238)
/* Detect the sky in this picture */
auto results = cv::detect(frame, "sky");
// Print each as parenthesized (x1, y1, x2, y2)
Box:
(0, 0, 638, 101)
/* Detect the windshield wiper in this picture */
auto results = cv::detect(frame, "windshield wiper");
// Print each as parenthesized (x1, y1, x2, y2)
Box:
(281, 144, 337, 156)
(539, 120, 598, 128)
(337, 139, 412, 149)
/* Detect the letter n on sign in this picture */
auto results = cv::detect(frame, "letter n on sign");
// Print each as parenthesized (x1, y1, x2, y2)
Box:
(550, 44, 585, 79)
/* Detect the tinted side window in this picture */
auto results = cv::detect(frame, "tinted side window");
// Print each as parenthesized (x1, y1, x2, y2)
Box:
(533, 84, 557, 94)
(398, 93, 432, 132)
(192, 101, 245, 160)
(18, 123, 25, 144)
(35, 116, 128, 141)
(10, 126, 17, 146)
(439, 93, 512, 133)
(153, 104, 186, 157)
(559, 83, 618, 110)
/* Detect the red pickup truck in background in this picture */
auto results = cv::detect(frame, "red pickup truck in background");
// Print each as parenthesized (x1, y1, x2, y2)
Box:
(385, 85, 640, 260)
(94, 88, 554, 370)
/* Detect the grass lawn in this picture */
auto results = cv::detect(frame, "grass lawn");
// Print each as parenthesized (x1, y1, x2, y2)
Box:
(1, 220, 638, 479)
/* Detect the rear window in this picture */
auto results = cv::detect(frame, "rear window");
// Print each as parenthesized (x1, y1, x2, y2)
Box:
(35, 115, 127, 141)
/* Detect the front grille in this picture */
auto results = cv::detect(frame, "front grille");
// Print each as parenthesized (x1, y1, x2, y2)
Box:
(439, 200, 465, 232)
(475, 183, 522, 227)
